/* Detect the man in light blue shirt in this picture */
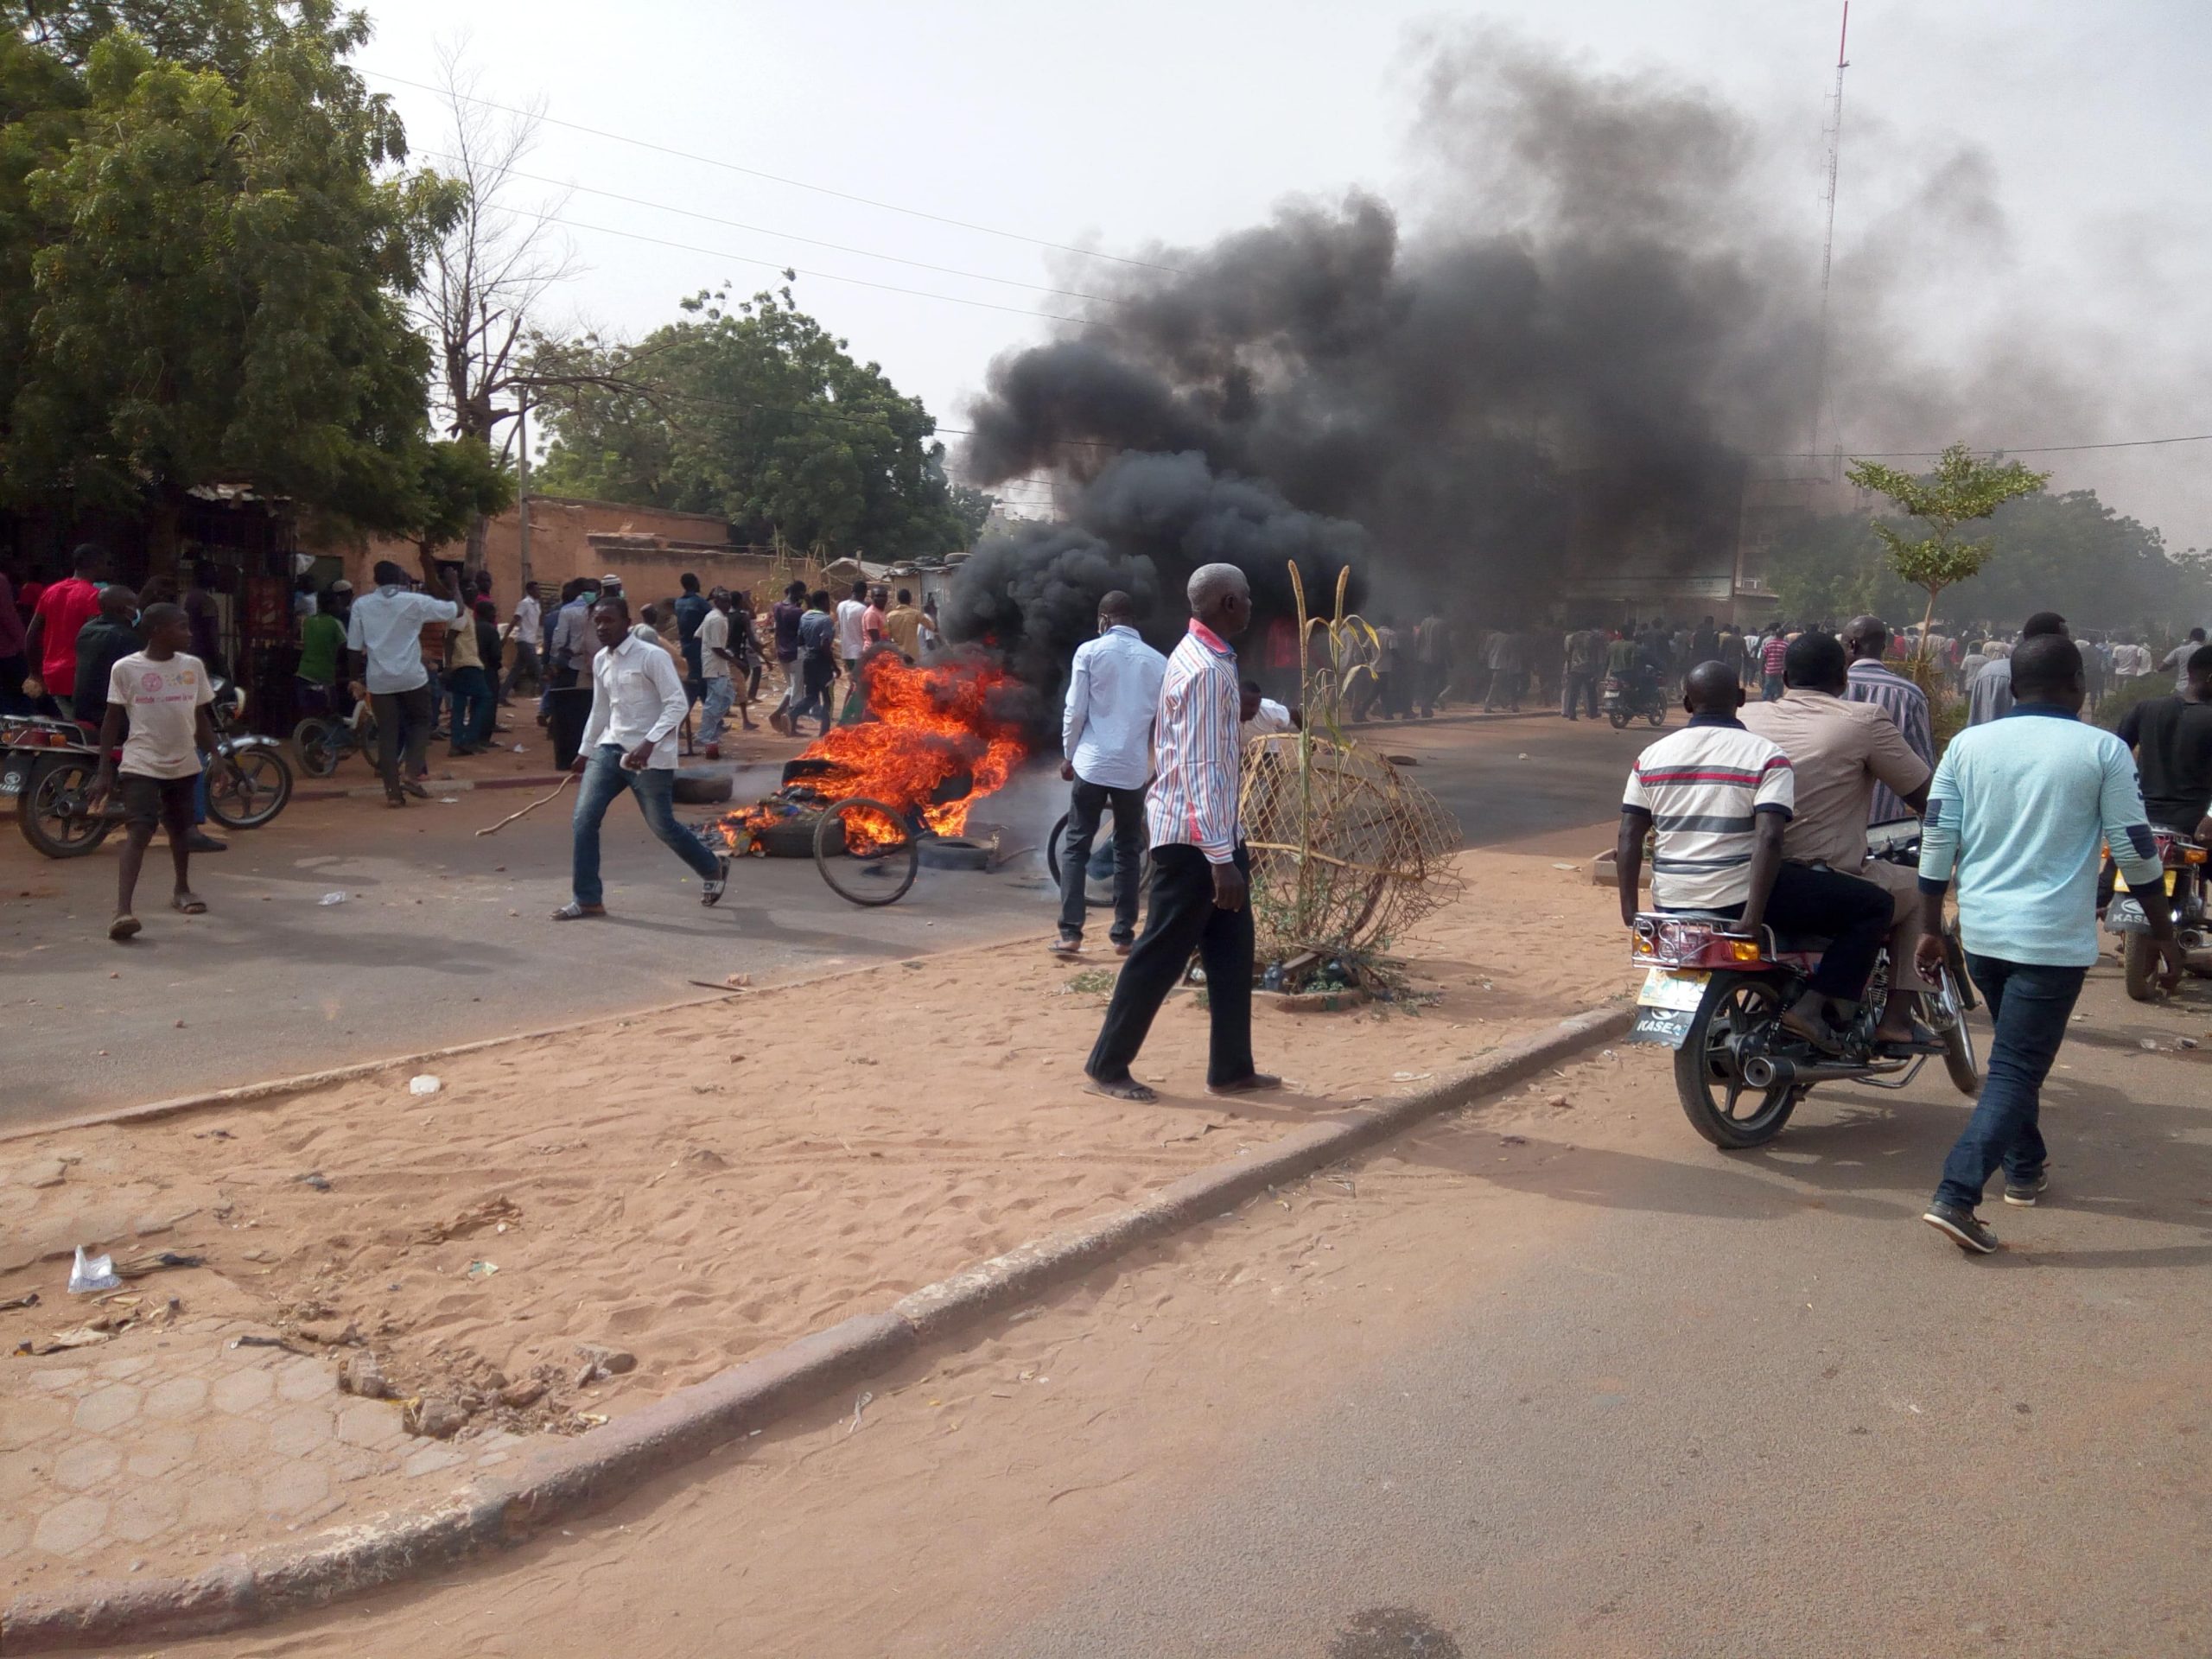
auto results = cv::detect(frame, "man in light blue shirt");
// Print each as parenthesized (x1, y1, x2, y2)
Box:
(344, 551, 461, 808)
(1055, 590, 1166, 957)
(1915, 633, 2181, 1253)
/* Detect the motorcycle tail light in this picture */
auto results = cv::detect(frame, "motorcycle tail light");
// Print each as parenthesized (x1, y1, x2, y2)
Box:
(1729, 938, 1764, 963)
(2187, 848, 2209, 866)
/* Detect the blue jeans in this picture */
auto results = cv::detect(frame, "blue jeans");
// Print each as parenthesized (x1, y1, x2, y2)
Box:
(570, 746, 721, 906)
(446, 665, 493, 752)
(697, 675, 736, 744)
(1935, 956, 2088, 1209)
(1763, 673, 1784, 702)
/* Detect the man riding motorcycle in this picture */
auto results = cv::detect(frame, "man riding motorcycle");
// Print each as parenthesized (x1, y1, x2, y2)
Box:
(1740, 631, 1934, 1053)
(1616, 660, 1895, 1053)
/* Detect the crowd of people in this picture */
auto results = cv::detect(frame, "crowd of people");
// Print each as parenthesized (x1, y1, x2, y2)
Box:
(1615, 607, 2212, 1257)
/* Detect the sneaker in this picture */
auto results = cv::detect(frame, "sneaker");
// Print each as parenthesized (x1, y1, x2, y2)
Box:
(1923, 1199, 1998, 1255)
(701, 854, 730, 907)
(2002, 1171, 2050, 1207)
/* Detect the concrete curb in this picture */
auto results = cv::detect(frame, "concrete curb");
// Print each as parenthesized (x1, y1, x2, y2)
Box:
(0, 1001, 1630, 1653)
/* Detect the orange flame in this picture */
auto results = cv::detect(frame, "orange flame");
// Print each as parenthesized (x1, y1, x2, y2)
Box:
(728, 652, 1029, 852)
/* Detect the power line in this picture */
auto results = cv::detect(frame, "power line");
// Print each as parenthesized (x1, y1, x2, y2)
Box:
(420, 149, 1130, 307)
(1819, 433, 2212, 459)
(370, 69, 1182, 276)
(512, 208, 1101, 327)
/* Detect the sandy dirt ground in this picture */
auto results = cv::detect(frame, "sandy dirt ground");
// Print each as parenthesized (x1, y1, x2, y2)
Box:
(175, 967, 2212, 1659)
(0, 839, 1625, 1596)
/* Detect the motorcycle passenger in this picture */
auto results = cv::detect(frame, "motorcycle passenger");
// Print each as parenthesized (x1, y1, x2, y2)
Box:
(1740, 632, 1933, 1053)
(1616, 660, 1895, 1054)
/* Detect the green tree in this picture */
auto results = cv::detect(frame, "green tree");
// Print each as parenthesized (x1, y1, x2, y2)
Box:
(946, 480, 997, 544)
(1845, 443, 2050, 658)
(404, 435, 514, 559)
(1, 2, 459, 569)
(535, 286, 970, 559)
(1763, 511, 1917, 623)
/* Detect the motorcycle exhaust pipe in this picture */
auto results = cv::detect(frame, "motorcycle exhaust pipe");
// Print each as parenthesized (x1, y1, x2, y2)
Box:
(1740, 1054, 1898, 1089)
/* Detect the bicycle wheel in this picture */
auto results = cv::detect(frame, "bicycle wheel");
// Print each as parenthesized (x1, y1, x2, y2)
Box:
(206, 747, 293, 830)
(293, 717, 341, 778)
(1046, 811, 1070, 885)
(814, 796, 919, 906)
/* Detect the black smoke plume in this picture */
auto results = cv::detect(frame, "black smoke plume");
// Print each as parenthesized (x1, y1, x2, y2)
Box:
(950, 29, 1831, 673)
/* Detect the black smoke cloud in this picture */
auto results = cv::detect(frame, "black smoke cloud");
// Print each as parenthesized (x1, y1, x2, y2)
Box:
(944, 451, 1362, 696)
(950, 29, 1834, 664)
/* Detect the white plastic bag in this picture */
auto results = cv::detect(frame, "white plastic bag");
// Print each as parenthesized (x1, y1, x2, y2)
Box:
(68, 1246, 121, 1294)
(409, 1074, 442, 1097)
(319, 892, 347, 906)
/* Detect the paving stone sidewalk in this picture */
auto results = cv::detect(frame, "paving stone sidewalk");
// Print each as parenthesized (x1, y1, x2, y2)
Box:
(2, 1317, 555, 1591)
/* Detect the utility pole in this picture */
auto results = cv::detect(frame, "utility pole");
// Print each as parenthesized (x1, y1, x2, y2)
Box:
(1809, 1, 1851, 474)
(515, 390, 533, 590)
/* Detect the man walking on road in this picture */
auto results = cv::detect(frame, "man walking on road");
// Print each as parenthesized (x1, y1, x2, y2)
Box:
(696, 588, 753, 756)
(1916, 634, 2182, 1254)
(86, 603, 218, 941)
(1842, 614, 1935, 825)
(1561, 626, 1605, 721)
(1483, 627, 1523, 712)
(835, 578, 869, 723)
(2164, 627, 2208, 693)
(499, 580, 543, 703)
(2116, 643, 2212, 842)
(553, 595, 729, 921)
(22, 542, 105, 716)
(1083, 563, 1279, 1103)
(1055, 589, 1166, 958)
(345, 551, 461, 807)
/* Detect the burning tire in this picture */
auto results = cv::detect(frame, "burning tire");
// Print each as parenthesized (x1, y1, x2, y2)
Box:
(814, 796, 919, 906)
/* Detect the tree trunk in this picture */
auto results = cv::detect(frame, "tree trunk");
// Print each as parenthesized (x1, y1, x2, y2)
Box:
(143, 492, 184, 588)
(463, 511, 488, 579)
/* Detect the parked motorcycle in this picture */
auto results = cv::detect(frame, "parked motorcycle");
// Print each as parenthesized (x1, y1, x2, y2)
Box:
(1627, 828, 1978, 1148)
(291, 691, 378, 779)
(2107, 828, 2211, 1001)
(1602, 676, 1669, 730)
(2, 679, 290, 858)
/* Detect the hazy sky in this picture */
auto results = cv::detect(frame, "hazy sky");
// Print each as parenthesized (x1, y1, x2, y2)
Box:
(354, 1, 2212, 544)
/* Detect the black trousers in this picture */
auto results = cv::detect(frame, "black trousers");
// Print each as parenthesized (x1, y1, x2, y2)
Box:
(371, 685, 434, 800)
(1086, 844, 1255, 1087)
(1058, 777, 1147, 943)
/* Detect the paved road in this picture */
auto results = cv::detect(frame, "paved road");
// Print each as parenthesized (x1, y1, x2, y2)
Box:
(2, 712, 1623, 1130)
(219, 969, 2212, 1659)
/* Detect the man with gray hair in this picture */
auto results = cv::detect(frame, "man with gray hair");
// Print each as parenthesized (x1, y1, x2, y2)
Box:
(1083, 563, 1278, 1102)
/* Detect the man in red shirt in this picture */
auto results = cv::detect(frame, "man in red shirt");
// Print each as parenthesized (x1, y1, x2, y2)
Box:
(22, 543, 108, 719)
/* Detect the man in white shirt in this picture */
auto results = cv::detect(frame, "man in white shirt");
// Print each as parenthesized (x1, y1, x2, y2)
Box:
(553, 594, 728, 920)
(499, 580, 543, 702)
(86, 602, 218, 941)
(344, 550, 461, 807)
(1055, 589, 1166, 957)
(695, 588, 753, 756)
(834, 577, 870, 722)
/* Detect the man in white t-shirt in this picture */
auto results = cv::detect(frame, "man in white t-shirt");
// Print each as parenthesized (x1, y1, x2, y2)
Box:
(695, 588, 750, 756)
(833, 577, 869, 721)
(500, 580, 543, 702)
(344, 550, 462, 807)
(87, 603, 218, 942)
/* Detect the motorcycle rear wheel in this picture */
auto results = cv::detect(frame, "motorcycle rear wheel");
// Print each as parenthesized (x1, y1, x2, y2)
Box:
(1607, 709, 1630, 730)
(206, 748, 293, 830)
(2122, 931, 2161, 1002)
(17, 753, 111, 859)
(814, 796, 918, 907)
(1645, 706, 1667, 728)
(1674, 971, 1803, 1148)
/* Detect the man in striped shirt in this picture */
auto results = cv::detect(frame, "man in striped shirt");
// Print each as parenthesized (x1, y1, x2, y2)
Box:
(1614, 661, 1896, 1051)
(1084, 563, 1277, 1103)
(1842, 614, 1935, 825)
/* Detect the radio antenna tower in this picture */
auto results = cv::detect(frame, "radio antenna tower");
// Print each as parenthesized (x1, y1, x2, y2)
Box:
(1808, 2, 1851, 469)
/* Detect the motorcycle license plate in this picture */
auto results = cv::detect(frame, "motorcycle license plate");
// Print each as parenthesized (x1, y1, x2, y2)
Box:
(1637, 969, 1708, 1011)
(1631, 969, 1706, 1047)
(2113, 869, 2179, 895)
